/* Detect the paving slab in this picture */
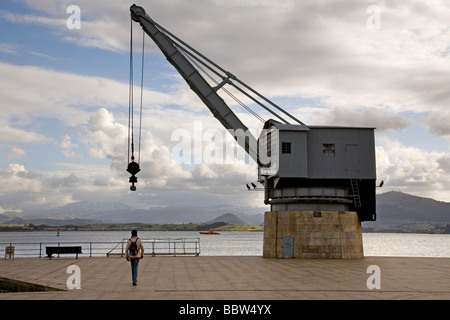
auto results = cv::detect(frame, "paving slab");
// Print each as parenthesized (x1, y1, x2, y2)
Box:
(0, 256, 449, 300)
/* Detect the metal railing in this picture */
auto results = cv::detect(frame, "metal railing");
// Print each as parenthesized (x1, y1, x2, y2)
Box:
(1, 238, 200, 258)
(107, 238, 200, 257)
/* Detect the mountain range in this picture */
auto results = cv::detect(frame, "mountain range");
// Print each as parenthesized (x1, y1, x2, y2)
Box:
(364, 191, 450, 232)
(0, 203, 264, 227)
(0, 191, 449, 232)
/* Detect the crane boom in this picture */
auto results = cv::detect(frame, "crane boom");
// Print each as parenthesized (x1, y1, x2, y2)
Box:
(130, 4, 260, 162)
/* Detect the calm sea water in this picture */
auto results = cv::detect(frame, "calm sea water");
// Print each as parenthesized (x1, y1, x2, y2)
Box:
(0, 231, 449, 258)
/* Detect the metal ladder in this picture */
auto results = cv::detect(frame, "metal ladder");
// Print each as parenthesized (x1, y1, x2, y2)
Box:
(350, 179, 361, 207)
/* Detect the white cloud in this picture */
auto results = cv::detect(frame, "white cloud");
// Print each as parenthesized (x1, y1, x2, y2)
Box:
(80, 107, 260, 208)
(0, 42, 19, 55)
(86, 108, 193, 186)
(313, 107, 411, 132)
(0, 10, 64, 27)
(0, 164, 41, 202)
(6, 147, 26, 160)
(376, 137, 450, 201)
(1, 2, 130, 52)
(60, 134, 79, 158)
(0, 62, 180, 128)
(0, 119, 53, 144)
(30, 51, 56, 60)
(45, 172, 81, 189)
(0, 161, 123, 212)
(424, 112, 450, 139)
(87, 108, 127, 160)
(6, 0, 450, 115)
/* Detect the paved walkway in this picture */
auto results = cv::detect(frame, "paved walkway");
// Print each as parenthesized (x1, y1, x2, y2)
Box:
(0, 256, 449, 300)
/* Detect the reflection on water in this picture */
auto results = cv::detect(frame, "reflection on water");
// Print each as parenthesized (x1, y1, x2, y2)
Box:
(363, 233, 450, 257)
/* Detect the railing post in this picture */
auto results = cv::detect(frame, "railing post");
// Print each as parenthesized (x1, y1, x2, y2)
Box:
(39, 242, 42, 258)
(90, 242, 92, 257)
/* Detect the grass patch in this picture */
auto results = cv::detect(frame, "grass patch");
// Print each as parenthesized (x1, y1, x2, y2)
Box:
(0, 277, 63, 293)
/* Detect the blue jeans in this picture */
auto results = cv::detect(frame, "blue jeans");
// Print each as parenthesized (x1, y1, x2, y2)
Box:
(130, 259, 140, 284)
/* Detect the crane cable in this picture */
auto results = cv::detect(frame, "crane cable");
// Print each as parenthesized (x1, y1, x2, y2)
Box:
(127, 19, 144, 191)
(178, 45, 265, 124)
(138, 30, 145, 164)
(128, 18, 134, 164)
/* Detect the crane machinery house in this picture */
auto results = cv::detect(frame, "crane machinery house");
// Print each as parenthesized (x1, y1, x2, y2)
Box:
(130, 4, 377, 259)
(259, 119, 376, 222)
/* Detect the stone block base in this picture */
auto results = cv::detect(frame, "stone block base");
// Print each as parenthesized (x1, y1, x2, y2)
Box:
(263, 211, 364, 259)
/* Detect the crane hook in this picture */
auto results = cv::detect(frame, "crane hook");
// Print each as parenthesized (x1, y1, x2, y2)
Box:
(127, 158, 140, 191)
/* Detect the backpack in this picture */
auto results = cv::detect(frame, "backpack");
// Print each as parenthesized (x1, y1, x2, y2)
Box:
(129, 238, 139, 256)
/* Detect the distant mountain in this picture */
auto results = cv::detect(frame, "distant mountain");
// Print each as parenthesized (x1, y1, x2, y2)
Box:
(2, 217, 102, 227)
(20, 201, 133, 219)
(96, 207, 220, 224)
(209, 213, 249, 225)
(95, 208, 264, 225)
(365, 191, 450, 232)
(375, 191, 450, 222)
(0, 211, 21, 224)
(0, 202, 265, 226)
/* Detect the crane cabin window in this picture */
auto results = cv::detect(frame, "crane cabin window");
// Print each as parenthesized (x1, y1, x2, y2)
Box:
(322, 143, 335, 157)
(282, 142, 291, 154)
(266, 131, 272, 157)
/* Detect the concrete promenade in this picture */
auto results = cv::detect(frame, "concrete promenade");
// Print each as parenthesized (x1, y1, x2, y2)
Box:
(0, 256, 449, 300)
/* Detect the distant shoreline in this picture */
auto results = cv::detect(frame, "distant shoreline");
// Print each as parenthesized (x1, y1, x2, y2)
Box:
(1, 220, 449, 234)
(0, 222, 264, 233)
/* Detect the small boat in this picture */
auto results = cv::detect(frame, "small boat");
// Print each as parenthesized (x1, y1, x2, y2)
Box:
(199, 229, 220, 235)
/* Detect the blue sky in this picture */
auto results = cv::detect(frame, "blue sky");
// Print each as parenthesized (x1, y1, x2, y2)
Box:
(0, 0, 450, 215)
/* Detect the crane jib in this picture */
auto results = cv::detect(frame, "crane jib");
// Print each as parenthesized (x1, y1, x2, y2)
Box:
(129, 4, 304, 161)
(130, 4, 260, 162)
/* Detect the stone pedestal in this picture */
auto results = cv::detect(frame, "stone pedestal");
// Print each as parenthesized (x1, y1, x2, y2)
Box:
(263, 211, 364, 259)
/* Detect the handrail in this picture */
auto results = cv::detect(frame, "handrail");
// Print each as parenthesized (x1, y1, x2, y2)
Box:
(111, 238, 201, 257)
(106, 241, 124, 257)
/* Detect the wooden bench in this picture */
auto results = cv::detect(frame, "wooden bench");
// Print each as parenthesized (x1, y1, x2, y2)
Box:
(46, 246, 82, 259)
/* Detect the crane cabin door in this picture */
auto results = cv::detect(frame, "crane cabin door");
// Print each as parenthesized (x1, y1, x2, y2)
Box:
(345, 143, 361, 178)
